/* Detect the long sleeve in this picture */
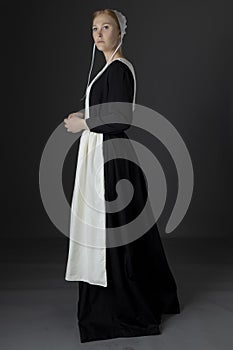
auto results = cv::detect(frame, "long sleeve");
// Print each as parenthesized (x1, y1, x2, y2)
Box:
(85, 62, 134, 134)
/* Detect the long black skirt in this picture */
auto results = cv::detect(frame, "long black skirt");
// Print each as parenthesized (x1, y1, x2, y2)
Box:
(77, 132, 180, 343)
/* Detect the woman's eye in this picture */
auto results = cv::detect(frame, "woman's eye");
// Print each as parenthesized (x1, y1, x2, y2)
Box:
(92, 25, 109, 31)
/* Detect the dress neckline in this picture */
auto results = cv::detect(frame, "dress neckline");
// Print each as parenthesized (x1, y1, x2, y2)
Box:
(85, 56, 136, 118)
(87, 58, 130, 90)
(106, 57, 129, 65)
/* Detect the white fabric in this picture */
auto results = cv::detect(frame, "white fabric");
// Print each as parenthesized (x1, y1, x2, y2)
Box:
(112, 10, 127, 39)
(64, 130, 106, 286)
(65, 58, 136, 287)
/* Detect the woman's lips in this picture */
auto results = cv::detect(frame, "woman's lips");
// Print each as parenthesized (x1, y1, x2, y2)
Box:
(97, 41, 104, 43)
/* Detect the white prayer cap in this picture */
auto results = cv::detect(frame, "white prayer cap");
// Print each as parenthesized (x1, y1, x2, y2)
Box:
(80, 9, 127, 102)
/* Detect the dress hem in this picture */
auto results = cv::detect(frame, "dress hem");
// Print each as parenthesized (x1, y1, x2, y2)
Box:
(78, 323, 161, 343)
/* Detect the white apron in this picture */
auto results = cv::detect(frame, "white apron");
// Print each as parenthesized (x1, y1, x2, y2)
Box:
(65, 58, 136, 287)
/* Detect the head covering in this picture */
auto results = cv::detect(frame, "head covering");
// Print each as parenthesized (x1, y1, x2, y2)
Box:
(80, 9, 127, 101)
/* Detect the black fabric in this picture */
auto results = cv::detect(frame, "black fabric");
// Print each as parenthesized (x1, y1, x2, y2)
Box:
(85, 60, 133, 134)
(77, 60, 180, 343)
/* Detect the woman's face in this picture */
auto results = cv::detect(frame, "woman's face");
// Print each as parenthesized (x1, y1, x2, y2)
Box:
(92, 14, 120, 53)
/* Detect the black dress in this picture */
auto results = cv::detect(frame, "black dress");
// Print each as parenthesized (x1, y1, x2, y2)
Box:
(77, 60, 180, 342)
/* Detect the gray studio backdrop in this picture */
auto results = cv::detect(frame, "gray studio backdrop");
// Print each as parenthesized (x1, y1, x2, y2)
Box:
(3, 0, 233, 239)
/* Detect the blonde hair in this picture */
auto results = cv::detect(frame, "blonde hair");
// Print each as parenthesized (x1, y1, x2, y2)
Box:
(92, 9, 123, 54)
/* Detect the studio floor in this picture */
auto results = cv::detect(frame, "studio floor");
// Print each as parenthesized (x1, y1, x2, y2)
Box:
(0, 237, 232, 350)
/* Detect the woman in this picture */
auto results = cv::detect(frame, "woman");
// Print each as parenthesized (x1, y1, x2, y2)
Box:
(64, 9, 181, 343)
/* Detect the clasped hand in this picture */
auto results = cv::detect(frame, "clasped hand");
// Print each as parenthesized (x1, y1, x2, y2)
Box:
(64, 112, 89, 133)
